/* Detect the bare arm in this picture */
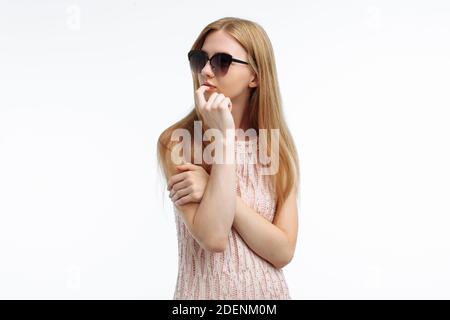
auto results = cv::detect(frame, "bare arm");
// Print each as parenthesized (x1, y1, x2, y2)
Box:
(165, 86, 237, 252)
(167, 141, 236, 252)
(232, 187, 298, 268)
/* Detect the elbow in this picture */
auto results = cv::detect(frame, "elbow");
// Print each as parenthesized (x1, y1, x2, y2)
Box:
(191, 224, 229, 253)
(272, 249, 294, 269)
(201, 237, 228, 253)
(272, 257, 292, 269)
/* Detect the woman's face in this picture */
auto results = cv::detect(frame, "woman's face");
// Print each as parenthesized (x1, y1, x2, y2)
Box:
(199, 30, 257, 101)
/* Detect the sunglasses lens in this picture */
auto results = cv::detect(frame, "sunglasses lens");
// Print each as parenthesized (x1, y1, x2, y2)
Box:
(188, 50, 232, 76)
(211, 53, 232, 76)
(188, 50, 207, 73)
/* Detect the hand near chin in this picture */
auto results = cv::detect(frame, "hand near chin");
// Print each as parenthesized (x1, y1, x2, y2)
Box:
(195, 85, 234, 135)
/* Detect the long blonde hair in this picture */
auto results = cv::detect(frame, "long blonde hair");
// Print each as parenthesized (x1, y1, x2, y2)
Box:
(157, 17, 300, 211)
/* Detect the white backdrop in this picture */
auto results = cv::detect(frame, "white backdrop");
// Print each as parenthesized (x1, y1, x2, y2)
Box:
(0, 0, 449, 299)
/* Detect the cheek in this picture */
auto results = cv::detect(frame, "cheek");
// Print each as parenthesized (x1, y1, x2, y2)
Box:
(218, 74, 248, 98)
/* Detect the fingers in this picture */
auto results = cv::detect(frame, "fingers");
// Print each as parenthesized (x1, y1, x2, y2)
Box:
(175, 194, 194, 206)
(171, 187, 192, 202)
(202, 92, 218, 110)
(167, 171, 188, 191)
(195, 85, 209, 108)
(176, 162, 199, 172)
(195, 85, 233, 132)
(195, 85, 231, 110)
(206, 93, 225, 110)
(169, 179, 190, 197)
(219, 97, 232, 111)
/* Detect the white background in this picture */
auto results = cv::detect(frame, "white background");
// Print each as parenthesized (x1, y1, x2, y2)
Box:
(0, 0, 449, 299)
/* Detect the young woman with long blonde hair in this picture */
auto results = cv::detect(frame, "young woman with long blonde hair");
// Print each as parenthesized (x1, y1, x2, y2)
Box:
(157, 17, 300, 299)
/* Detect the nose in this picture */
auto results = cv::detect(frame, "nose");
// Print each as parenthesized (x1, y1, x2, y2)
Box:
(200, 59, 215, 78)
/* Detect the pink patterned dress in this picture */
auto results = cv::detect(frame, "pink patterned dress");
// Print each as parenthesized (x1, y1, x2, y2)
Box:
(173, 138, 291, 299)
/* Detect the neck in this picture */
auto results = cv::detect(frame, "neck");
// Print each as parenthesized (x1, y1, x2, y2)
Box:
(230, 89, 253, 132)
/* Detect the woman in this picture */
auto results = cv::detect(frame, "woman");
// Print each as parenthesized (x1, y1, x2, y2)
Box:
(157, 17, 300, 299)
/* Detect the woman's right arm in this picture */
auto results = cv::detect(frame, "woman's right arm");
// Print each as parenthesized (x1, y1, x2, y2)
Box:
(164, 86, 236, 252)
(165, 143, 236, 252)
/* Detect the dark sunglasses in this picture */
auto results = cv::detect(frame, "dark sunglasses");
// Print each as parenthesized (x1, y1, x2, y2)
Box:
(188, 49, 249, 76)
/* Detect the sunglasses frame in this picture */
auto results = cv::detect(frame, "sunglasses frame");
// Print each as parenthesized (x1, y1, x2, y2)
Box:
(188, 49, 249, 76)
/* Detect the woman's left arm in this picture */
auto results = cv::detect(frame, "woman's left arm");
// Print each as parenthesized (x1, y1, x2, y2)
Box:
(169, 164, 299, 268)
(233, 189, 298, 269)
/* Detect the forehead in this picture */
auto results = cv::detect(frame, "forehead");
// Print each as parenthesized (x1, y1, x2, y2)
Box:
(201, 30, 247, 58)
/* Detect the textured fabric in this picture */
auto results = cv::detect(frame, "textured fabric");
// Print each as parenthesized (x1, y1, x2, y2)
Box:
(172, 137, 291, 300)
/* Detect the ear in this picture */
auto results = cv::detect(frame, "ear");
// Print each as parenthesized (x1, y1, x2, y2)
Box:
(249, 73, 258, 88)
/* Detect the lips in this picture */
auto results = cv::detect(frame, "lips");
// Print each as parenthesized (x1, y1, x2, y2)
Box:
(202, 82, 216, 88)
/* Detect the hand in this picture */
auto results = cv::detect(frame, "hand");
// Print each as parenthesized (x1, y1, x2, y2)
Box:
(167, 162, 209, 206)
(195, 85, 235, 135)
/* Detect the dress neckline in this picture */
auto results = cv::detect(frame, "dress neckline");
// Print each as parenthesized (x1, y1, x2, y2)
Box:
(234, 135, 258, 144)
